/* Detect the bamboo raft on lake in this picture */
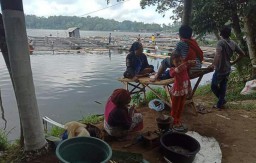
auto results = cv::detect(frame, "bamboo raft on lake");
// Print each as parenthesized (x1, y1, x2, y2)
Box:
(28, 35, 215, 62)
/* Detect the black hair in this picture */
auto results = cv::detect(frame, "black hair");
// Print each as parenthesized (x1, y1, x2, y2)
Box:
(220, 26, 231, 39)
(179, 25, 192, 39)
(129, 41, 142, 52)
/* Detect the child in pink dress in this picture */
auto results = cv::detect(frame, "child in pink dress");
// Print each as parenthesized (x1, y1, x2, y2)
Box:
(169, 52, 195, 132)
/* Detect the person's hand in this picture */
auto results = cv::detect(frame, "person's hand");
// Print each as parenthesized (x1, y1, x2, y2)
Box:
(174, 67, 179, 73)
(132, 76, 139, 82)
(175, 63, 186, 72)
(149, 74, 158, 82)
(187, 60, 196, 66)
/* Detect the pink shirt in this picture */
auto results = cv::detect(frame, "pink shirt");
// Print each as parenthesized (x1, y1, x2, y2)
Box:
(169, 63, 191, 96)
(104, 98, 116, 122)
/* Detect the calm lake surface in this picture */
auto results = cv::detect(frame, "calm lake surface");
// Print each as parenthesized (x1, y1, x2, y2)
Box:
(0, 30, 212, 140)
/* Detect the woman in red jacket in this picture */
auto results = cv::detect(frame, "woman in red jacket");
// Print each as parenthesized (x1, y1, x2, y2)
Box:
(104, 89, 143, 137)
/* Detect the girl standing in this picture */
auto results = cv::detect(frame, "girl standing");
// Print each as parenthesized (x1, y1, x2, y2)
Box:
(169, 52, 195, 132)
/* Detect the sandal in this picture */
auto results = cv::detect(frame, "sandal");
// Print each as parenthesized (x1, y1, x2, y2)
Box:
(213, 100, 227, 110)
(173, 124, 188, 133)
(212, 105, 221, 111)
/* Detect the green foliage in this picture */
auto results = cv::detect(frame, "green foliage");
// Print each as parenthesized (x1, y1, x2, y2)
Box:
(0, 142, 24, 162)
(0, 129, 8, 151)
(49, 126, 65, 137)
(197, 38, 217, 47)
(145, 87, 168, 103)
(25, 15, 169, 32)
(192, 0, 231, 36)
(194, 84, 212, 96)
(130, 88, 168, 106)
(227, 103, 256, 111)
(80, 114, 104, 124)
(131, 93, 143, 106)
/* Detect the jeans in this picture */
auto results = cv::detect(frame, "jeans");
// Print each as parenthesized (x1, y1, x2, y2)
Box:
(211, 71, 229, 108)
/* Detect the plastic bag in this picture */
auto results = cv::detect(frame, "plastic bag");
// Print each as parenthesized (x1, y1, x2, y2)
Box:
(240, 80, 256, 95)
(148, 99, 165, 112)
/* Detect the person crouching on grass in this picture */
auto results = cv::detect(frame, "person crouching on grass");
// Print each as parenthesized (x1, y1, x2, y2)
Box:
(104, 88, 143, 138)
(169, 52, 196, 132)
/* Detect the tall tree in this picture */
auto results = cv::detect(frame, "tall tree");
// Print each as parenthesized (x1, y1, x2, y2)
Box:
(0, 0, 46, 150)
(182, 0, 192, 25)
(244, 2, 256, 76)
(139, 0, 256, 76)
(0, 13, 25, 147)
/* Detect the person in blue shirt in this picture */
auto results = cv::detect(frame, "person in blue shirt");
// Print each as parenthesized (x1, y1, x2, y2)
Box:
(123, 42, 154, 81)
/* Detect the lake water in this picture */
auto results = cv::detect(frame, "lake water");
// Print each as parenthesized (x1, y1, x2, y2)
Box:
(0, 30, 212, 140)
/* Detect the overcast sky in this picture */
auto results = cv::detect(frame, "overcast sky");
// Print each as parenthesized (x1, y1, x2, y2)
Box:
(22, 0, 174, 25)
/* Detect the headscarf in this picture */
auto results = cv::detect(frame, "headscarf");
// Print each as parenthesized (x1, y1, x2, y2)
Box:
(129, 42, 142, 53)
(110, 89, 131, 107)
(181, 38, 204, 62)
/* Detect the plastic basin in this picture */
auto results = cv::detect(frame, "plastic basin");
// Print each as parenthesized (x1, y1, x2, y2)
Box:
(160, 132, 200, 163)
(56, 137, 112, 163)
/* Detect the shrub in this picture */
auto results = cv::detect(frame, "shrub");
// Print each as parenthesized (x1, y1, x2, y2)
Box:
(0, 129, 8, 151)
(80, 114, 104, 124)
(145, 87, 168, 103)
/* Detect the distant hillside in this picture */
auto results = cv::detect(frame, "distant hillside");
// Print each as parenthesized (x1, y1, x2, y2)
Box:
(25, 15, 180, 32)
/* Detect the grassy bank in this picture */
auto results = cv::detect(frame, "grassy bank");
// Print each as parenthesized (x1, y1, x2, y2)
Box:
(195, 72, 256, 110)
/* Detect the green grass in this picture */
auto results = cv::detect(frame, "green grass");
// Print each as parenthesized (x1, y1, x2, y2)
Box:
(80, 114, 104, 124)
(227, 103, 256, 111)
(0, 129, 8, 151)
(145, 87, 168, 103)
(131, 93, 143, 106)
(0, 141, 25, 162)
(130, 88, 168, 107)
(194, 84, 212, 96)
(49, 126, 65, 137)
(194, 71, 256, 110)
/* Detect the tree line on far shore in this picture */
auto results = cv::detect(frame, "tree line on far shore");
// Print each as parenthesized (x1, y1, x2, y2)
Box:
(25, 14, 180, 32)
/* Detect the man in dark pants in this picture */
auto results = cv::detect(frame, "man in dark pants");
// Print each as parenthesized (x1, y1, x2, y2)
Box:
(208, 26, 245, 110)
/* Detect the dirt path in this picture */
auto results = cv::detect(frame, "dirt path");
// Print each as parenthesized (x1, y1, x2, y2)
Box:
(31, 97, 256, 163)
(106, 103, 256, 163)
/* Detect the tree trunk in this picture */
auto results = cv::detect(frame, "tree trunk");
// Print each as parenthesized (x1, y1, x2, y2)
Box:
(244, 5, 256, 77)
(231, 9, 247, 53)
(1, 0, 46, 150)
(182, 0, 193, 26)
(0, 13, 25, 147)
